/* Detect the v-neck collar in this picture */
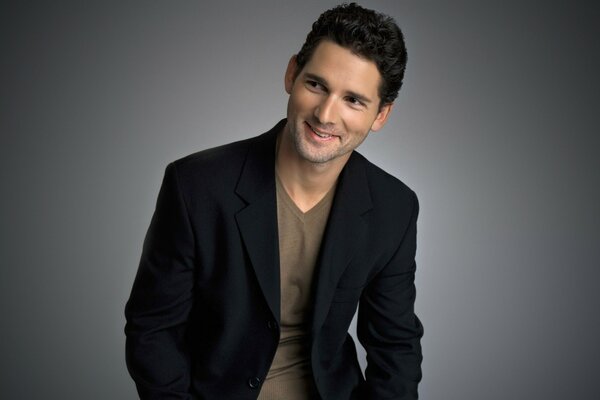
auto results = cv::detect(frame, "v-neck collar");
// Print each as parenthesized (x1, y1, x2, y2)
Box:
(275, 173, 337, 222)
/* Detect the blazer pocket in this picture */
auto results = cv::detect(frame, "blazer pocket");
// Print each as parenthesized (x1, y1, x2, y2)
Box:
(331, 286, 363, 303)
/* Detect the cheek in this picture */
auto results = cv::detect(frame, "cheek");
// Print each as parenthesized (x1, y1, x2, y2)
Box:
(294, 92, 312, 109)
(354, 111, 380, 130)
(340, 111, 370, 130)
(288, 92, 303, 113)
(292, 86, 321, 109)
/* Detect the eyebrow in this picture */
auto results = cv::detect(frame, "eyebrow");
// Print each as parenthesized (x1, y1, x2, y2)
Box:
(304, 72, 374, 105)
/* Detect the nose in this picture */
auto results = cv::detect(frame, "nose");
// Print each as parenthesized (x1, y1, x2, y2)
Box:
(314, 95, 336, 125)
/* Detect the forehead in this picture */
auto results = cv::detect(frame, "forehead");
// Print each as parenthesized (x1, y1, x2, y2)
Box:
(300, 40, 382, 99)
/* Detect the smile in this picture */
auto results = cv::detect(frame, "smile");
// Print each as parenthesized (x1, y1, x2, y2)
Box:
(305, 122, 337, 141)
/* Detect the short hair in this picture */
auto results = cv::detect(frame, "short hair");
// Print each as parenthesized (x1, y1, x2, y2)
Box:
(295, 3, 407, 107)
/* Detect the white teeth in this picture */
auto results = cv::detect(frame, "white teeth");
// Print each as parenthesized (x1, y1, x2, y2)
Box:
(313, 129, 332, 138)
(307, 122, 334, 138)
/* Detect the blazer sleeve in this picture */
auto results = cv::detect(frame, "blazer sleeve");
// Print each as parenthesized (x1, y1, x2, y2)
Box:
(125, 163, 196, 399)
(357, 190, 424, 399)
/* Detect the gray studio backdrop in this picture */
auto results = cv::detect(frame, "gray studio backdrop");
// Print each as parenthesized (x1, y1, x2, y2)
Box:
(1, 1, 599, 399)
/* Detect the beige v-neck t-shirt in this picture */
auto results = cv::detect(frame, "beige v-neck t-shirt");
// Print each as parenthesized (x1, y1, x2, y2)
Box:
(258, 175, 336, 399)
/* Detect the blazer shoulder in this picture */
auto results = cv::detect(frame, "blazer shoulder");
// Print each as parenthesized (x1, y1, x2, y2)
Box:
(161, 122, 280, 200)
(354, 151, 417, 208)
(169, 121, 281, 181)
(167, 140, 248, 199)
(173, 136, 253, 175)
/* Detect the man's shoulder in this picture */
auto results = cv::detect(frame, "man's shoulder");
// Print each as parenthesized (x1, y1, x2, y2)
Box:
(163, 137, 249, 195)
(171, 120, 282, 173)
(164, 121, 281, 194)
(352, 151, 416, 204)
(344, 151, 418, 254)
(173, 135, 254, 173)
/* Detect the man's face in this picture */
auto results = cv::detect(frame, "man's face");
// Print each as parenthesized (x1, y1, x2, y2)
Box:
(283, 40, 392, 166)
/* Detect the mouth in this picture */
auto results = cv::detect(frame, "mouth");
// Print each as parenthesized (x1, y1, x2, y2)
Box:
(305, 122, 337, 141)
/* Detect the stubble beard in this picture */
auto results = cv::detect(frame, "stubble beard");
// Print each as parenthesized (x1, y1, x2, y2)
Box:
(291, 122, 342, 164)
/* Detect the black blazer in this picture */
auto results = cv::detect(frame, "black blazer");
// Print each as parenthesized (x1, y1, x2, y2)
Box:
(125, 120, 423, 399)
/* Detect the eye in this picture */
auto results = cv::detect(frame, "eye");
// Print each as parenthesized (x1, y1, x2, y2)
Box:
(306, 80, 325, 92)
(346, 96, 364, 107)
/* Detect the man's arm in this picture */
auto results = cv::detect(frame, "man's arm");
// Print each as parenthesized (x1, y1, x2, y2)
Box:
(357, 190, 423, 399)
(125, 163, 195, 399)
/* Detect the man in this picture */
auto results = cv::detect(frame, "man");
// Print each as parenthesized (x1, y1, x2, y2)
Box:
(125, 3, 423, 399)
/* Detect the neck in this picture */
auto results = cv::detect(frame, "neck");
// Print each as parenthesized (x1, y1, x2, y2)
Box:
(275, 126, 348, 212)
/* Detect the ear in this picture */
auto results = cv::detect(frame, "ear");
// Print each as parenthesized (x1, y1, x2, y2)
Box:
(284, 55, 298, 94)
(370, 102, 394, 132)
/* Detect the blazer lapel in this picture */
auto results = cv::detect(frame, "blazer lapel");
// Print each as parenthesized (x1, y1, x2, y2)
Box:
(235, 122, 284, 324)
(311, 152, 373, 335)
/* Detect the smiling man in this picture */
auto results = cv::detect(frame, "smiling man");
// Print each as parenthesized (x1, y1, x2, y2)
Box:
(125, 3, 423, 399)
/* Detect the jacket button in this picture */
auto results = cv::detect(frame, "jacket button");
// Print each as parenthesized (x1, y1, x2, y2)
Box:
(248, 376, 261, 389)
(267, 320, 278, 330)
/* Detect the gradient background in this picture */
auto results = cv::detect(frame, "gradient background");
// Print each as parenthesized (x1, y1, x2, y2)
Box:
(2, 1, 599, 399)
